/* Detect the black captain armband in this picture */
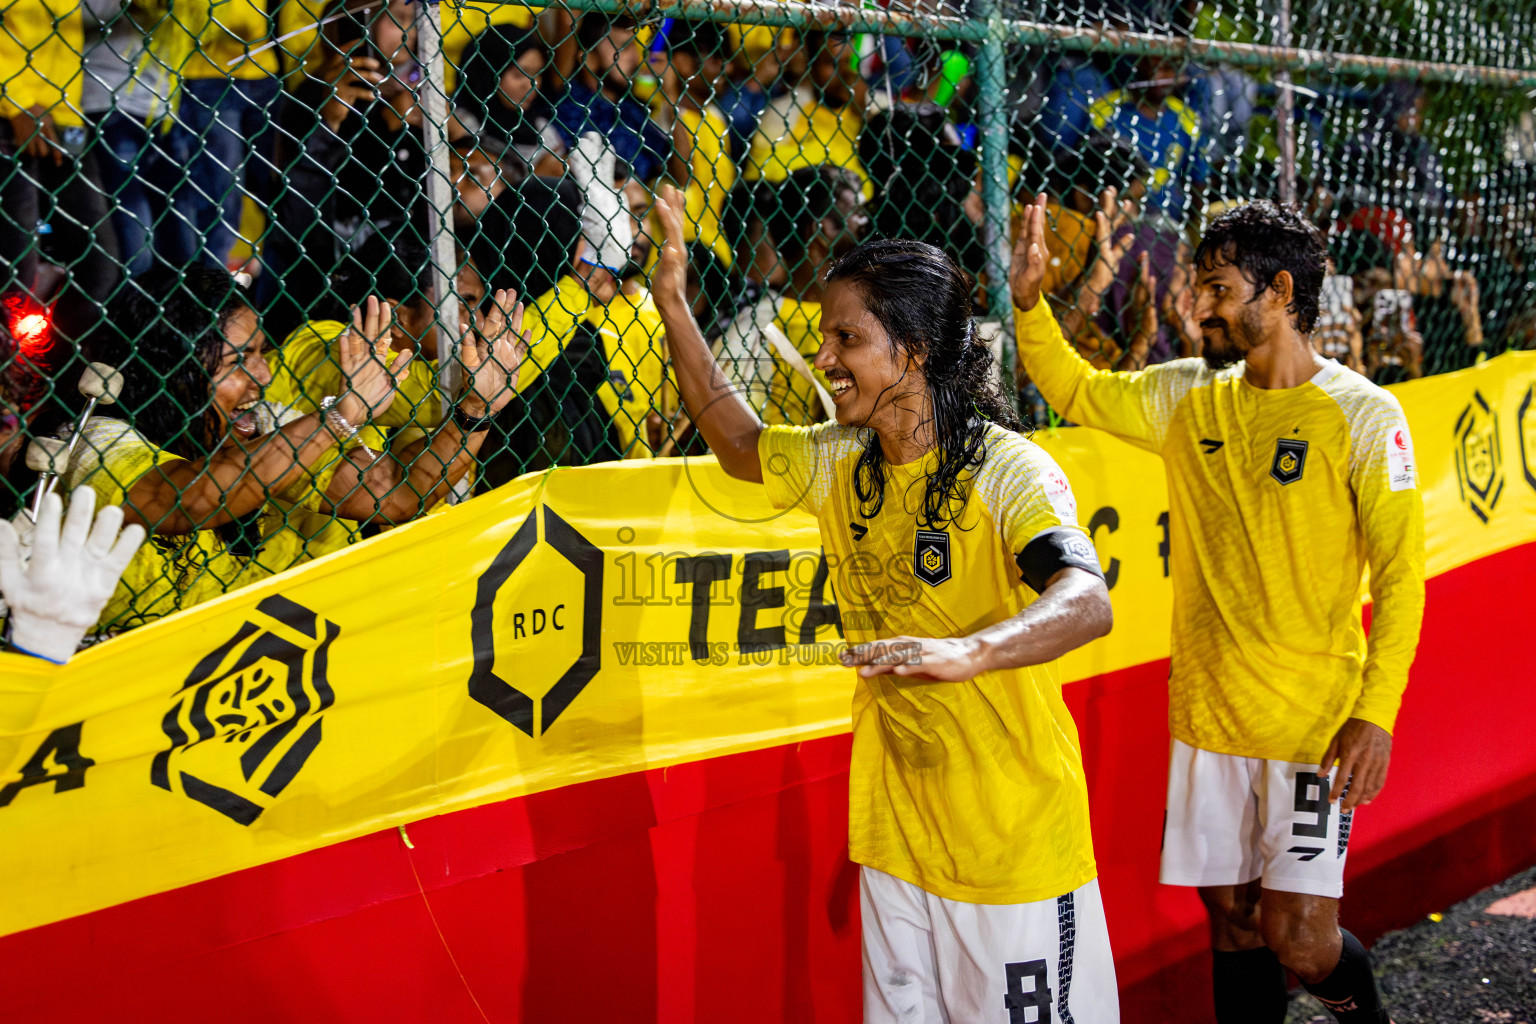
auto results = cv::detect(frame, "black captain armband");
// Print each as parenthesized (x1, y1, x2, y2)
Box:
(1015, 527, 1106, 594)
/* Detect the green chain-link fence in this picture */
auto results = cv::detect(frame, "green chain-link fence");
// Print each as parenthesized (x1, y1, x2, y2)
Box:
(1, 0, 1533, 633)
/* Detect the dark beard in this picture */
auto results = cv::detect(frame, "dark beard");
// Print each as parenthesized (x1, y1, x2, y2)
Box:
(1200, 314, 1257, 370)
(1202, 344, 1243, 371)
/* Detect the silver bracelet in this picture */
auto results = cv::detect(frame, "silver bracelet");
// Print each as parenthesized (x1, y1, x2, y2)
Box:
(319, 396, 377, 462)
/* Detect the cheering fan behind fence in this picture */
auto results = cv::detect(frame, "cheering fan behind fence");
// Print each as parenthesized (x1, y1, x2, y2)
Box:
(454, 25, 566, 179)
(266, 233, 487, 437)
(495, 133, 679, 471)
(59, 268, 525, 628)
(657, 19, 737, 270)
(262, 0, 470, 338)
(552, 14, 670, 182)
(262, 240, 530, 563)
(718, 165, 867, 426)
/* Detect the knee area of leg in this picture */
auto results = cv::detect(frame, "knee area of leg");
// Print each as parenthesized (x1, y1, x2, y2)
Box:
(1202, 894, 1259, 934)
(1262, 922, 1335, 981)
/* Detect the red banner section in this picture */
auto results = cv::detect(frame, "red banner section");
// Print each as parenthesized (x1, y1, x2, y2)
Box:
(6, 540, 1532, 1024)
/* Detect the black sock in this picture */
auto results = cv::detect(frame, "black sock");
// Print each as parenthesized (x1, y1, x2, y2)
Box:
(1212, 947, 1288, 1024)
(1302, 929, 1390, 1023)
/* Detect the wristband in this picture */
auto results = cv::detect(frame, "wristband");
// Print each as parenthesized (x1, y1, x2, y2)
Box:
(453, 405, 495, 433)
(320, 396, 377, 462)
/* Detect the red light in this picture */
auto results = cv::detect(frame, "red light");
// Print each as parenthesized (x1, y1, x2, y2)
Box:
(14, 313, 48, 349)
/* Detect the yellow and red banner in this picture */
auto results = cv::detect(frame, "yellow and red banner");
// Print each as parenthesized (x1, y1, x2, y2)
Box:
(2, 352, 1533, 939)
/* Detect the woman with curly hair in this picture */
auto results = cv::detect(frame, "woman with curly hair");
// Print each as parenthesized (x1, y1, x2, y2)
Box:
(61, 266, 524, 629)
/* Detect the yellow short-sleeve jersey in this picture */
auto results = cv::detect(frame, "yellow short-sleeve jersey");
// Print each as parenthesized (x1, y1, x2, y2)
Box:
(266, 320, 442, 433)
(1016, 300, 1426, 763)
(742, 99, 873, 200)
(758, 421, 1099, 904)
(678, 104, 737, 268)
(61, 420, 270, 629)
(523, 277, 678, 457)
(178, 0, 281, 79)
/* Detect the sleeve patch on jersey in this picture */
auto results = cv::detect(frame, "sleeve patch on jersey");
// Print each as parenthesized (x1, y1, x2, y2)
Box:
(1039, 465, 1079, 523)
(1386, 421, 1417, 491)
(1015, 527, 1105, 594)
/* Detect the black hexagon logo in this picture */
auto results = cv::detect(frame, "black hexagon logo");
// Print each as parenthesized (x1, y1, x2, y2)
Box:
(1454, 390, 1505, 523)
(1518, 385, 1536, 496)
(468, 505, 603, 737)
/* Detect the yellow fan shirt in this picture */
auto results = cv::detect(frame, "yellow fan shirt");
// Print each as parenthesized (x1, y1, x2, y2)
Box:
(1015, 300, 1426, 763)
(677, 105, 736, 268)
(759, 421, 1099, 904)
(522, 277, 678, 457)
(62, 420, 273, 628)
(0, 0, 85, 126)
(742, 98, 873, 200)
(261, 322, 412, 564)
(266, 320, 441, 432)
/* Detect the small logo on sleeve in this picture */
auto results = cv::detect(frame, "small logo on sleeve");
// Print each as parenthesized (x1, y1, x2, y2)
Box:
(849, 522, 868, 540)
(913, 530, 951, 587)
(1199, 438, 1224, 454)
(1040, 465, 1078, 522)
(1270, 438, 1309, 485)
(1387, 423, 1417, 492)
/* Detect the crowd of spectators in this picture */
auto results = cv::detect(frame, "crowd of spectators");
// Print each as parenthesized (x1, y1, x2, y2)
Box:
(0, 0, 1532, 637)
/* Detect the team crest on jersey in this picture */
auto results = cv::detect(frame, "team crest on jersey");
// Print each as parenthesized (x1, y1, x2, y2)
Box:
(913, 530, 951, 587)
(1270, 438, 1309, 485)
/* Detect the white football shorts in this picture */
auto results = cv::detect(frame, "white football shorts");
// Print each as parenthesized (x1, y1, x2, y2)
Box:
(1159, 738, 1355, 899)
(861, 866, 1120, 1023)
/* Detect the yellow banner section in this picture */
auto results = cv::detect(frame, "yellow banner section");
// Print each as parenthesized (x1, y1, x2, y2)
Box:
(1, 352, 1533, 937)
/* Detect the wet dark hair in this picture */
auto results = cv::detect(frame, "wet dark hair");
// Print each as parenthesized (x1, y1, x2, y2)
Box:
(86, 266, 250, 459)
(1194, 200, 1329, 333)
(824, 238, 1021, 529)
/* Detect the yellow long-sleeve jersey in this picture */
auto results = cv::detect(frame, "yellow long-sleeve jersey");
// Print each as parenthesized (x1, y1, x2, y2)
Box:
(1017, 300, 1426, 763)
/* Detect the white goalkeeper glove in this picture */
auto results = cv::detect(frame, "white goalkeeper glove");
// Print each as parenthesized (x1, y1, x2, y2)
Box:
(0, 488, 145, 663)
(570, 131, 634, 273)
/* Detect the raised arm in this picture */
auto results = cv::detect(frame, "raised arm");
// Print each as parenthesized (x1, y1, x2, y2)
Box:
(123, 299, 410, 533)
(325, 290, 530, 522)
(1012, 193, 1193, 453)
(651, 183, 765, 482)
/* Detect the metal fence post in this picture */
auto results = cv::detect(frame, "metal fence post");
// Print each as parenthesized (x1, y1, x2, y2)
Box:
(1276, 0, 1297, 204)
(974, 0, 1016, 385)
(416, 0, 462, 431)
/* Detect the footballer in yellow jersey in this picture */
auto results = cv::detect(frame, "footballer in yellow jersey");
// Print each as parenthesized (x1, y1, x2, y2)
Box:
(1013, 198, 1421, 1024)
(652, 184, 1121, 1023)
